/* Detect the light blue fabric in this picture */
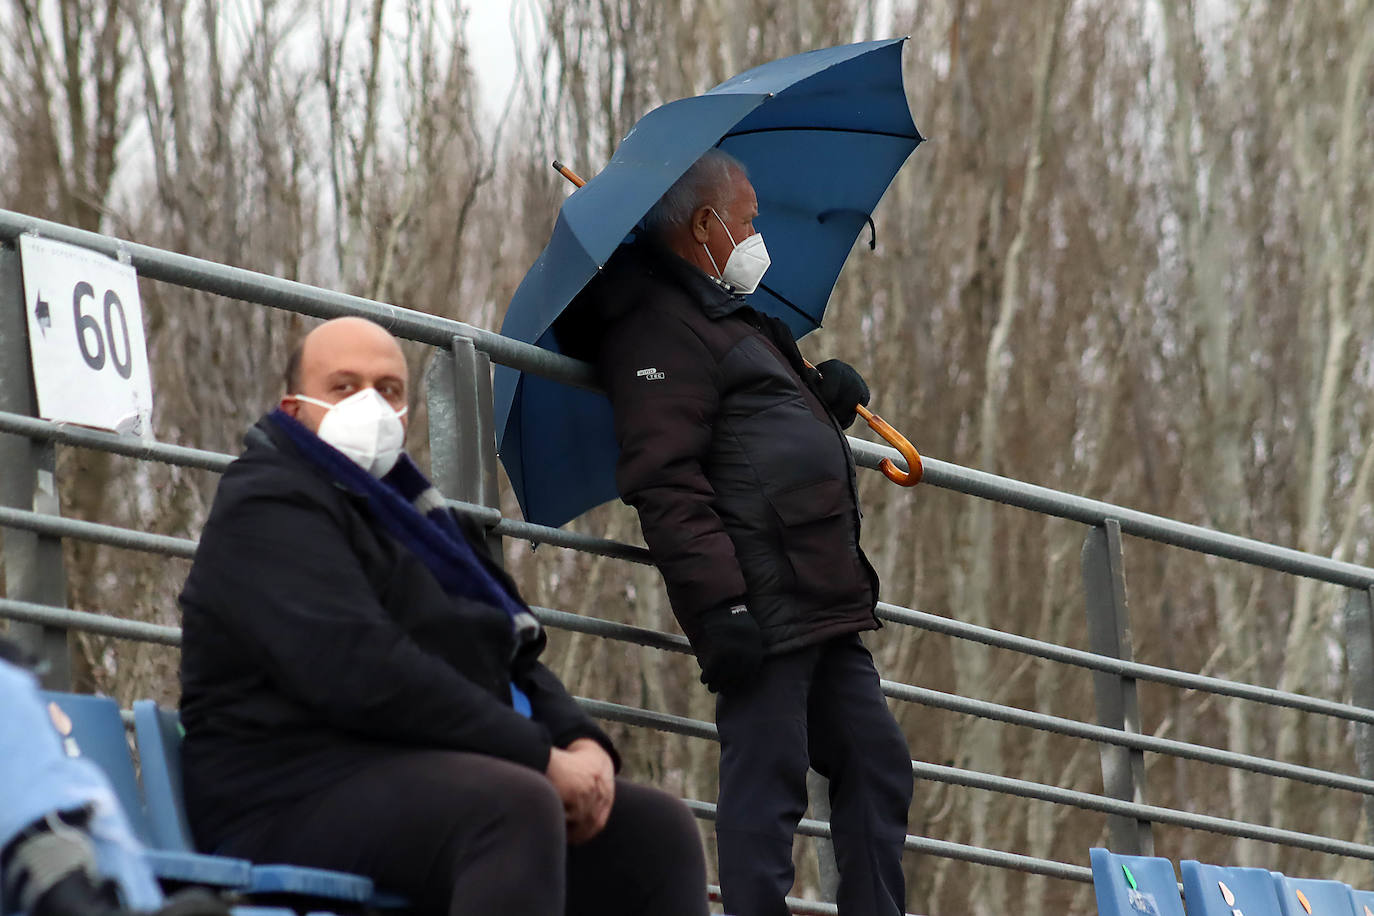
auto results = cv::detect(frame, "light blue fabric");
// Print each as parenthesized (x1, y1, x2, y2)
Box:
(0, 660, 163, 911)
(493, 38, 922, 528)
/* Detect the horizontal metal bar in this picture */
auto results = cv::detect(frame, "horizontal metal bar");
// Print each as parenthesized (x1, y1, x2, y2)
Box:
(584, 696, 1374, 864)
(881, 680, 1374, 796)
(7, 210, 1372, 590)
(448, 499, 653, 564)
(0, 506, 197, 559)
(522, 610, 1374, 796)
(531, 607, 692, 654)
(0, 412, 232, 472)
(2, 506, 1364, 799)
(0, 598, 181, 645)
(554, 617, 1374, 796)
(682, 799, 1091, 885)
(910, 760, 1374, 861)
(0, 426, 649, 564)
(13, 598, 1358, 869)
(575, 696, 718, 741)
(848, 438, 1374, 588)
(493, 517, 653, 564)
(0, 210, 595, 391)
(4, 502, 1365, 799)
(880, 602, 1374, 726)
(8, 406, 1363, 595)
(0, 601, 692, 658)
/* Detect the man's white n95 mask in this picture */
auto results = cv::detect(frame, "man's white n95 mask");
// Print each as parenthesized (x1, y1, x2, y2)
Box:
(703, 208, 771, 295)
(291, 388, 407, 477)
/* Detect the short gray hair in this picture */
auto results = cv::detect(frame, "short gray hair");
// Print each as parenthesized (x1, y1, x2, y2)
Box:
(643, 148, 747, 237)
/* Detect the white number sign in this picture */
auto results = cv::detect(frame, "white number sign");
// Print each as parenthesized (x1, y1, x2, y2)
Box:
(19, 235, 154, 437)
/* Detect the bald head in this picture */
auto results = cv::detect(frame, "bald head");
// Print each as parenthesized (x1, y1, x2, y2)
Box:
(281, 317, 409, 433)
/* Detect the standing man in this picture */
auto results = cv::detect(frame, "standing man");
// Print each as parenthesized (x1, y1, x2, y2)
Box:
(560, 150, 913, 916)
(179, 317, 707, 916)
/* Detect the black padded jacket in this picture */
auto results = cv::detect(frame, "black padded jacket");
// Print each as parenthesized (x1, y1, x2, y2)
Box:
(179, 417, 616, 851)
(560, 239, 881, 658)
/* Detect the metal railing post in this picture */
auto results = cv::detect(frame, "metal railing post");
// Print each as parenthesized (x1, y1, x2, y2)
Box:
(1081, 518, 1153, 854)
(1343, 586, 1374, 865)
(0, 242, 72, 687)
(807, 769, 841, 901)
(425, 335, 502, 558)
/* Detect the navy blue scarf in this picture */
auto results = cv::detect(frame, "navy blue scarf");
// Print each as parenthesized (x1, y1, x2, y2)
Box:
(269, 409, 538, 715)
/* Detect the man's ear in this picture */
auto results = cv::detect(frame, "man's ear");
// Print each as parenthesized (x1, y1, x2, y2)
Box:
(280, 396, 299, 418)
(690, 206, 713, 244)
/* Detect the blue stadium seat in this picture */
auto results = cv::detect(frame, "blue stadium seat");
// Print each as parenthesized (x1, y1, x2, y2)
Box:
(132, 701, 397, 908)
(1349, 886, 1374, 916)
(1179, 859, 1283, 915)
(38, 692, 253, 888)
(1270, 871, 1358, 916)
(1089, 847, 1185, 916)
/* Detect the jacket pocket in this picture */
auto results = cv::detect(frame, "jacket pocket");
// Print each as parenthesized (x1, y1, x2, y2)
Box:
(767, 478, 859, 602)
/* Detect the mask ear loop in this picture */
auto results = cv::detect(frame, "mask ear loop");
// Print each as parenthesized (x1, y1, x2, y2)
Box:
(288, 393, 334, 411)
(289, 391, 408, 417)
(702, 207, 739, 281)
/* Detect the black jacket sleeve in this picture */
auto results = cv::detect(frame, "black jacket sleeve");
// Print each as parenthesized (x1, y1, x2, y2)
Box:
(518, 663, 622, 771)
(599, 306, 748, 645)
(448, 509, 619, 765)
(187, 479, 556, 771)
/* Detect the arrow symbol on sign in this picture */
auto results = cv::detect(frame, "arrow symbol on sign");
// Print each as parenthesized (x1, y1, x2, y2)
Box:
(34, 291, 51, 336)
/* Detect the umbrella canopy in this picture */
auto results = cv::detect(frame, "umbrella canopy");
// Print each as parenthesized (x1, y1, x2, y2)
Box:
(494, 38, 922, 528)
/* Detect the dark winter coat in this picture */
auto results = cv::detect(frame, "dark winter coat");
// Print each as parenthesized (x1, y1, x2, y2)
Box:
(559, 238, 880, 657)
(179, 417, 615, 852)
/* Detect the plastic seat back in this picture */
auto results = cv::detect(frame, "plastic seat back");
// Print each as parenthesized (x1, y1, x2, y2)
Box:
(132, 700, 383, 906)
(1270, 872, 1358, 916)
(1180, 860, 1283, 915)
(39, 691, 154, 844)
(1089, 847, 1185, 916)
(131, 699, 197, 853)
(1349, 887, 1374, 916)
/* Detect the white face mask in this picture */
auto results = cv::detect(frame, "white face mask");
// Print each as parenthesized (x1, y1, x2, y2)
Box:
(703, 208, 770, 295)
(291, 388, 408, 477)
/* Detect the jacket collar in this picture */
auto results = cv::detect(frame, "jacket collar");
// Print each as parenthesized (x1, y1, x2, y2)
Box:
(245, 414, 371, 497)
(641, 237, 749, 320)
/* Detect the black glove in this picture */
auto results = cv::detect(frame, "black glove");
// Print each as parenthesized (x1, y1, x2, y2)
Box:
(697, 603, 764, 694)
(815, 359, 871, 429)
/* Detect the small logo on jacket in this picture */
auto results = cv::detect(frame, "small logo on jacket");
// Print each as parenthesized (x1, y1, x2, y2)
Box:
(636, 367, 666, 381)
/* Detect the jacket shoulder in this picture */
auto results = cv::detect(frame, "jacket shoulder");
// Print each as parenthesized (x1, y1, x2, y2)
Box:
(206, 429, 346, 528)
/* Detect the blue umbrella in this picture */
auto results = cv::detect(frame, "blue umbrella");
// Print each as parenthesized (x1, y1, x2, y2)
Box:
(494, 38, 923, 528)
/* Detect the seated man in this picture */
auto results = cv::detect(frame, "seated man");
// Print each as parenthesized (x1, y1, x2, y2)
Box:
(177, 317, 707, 916)
(0, 638, 224, 916)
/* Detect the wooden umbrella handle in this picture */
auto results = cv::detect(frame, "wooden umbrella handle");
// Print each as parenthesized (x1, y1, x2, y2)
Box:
(854, 403, 923, 486)
(552, 160, 587, 188)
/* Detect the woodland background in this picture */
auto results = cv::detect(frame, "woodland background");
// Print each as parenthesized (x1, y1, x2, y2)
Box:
(2, 0, 1373, 913)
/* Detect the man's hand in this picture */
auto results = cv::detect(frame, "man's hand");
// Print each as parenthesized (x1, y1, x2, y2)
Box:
(545, 737, 615, 844)
(698, 604, 764, 694)
(814, 359, 871, 429)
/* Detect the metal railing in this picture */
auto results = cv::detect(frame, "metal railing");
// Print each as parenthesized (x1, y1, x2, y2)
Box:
(5, 209, 1374, 912)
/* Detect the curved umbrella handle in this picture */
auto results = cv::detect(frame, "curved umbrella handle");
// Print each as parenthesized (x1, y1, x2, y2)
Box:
(854, 404, 923, 486)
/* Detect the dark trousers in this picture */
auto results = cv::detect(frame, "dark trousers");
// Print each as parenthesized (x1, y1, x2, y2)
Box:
(219, 750, 708, 916)
(715, 633, 912, 916)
